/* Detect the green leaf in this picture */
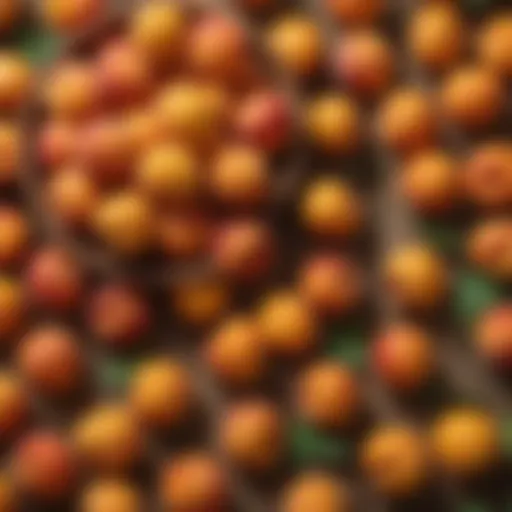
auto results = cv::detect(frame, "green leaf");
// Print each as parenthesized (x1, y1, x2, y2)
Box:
(420, 220, 464, 258)
(323, 325, 368, 369)
(98, 357, 136, 392)
(14, 24, 61, 65)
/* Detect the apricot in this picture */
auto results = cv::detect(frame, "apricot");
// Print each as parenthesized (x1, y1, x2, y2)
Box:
(372, 324, 436, 392)
(360, 425, 428, 496)
(257, 289, 318, 357)
(0, 52, 31, 112)
(440, 66, 505, 130)
(478, 14, 512, 78)
(0, 207, 29, 267)
(92, 191, 154, 255)
(159, 452, 228, 511)
(267, 15, 323, 77)
(0, 276, 24, 340)
(124, 108, 165, 156)
(129, 358, 194, 430)
(40, 0, 102, 33)
(204, 315, 267, 387)
(430, 409, 500, 477)
(327, 0, 384, 25)
(401, 149, 461, 215)
(24, 247, 83, 312)
(80, 480, 142, 512)
(219, 400, 283, 471)
(377, 88, 437, 154)
(0, 473, 16, 512)
(384, 244, 448, 310)
(280, 472, 351, 512)
(38, 121, 76, 170)
(306, 93, 361, 154)
(210, 144, 269, 208)
(296, 361, 360, 429)
(73, 404, 143, 474)
(298, 253, 363, 317)
(300, 177, 363, 239)
(0, 0, 22, 35)
(0, 372, 29, 441)
(0, 122, 20, 186)
(335, 31, 394, 97)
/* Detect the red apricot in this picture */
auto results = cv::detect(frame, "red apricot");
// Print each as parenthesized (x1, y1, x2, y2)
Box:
(478, 14, 512, 78)
(0, 122, 20, 186)
(80, 480, 142, 512)
(327, 0, 384, 25)
(0, 276, 24, 340)
(0, 52, 32, 112)
(40, 0, 102, 33)
(0, 207, 29, 267)
(38, 121, 76, 170)
(0, 372, 29, 442)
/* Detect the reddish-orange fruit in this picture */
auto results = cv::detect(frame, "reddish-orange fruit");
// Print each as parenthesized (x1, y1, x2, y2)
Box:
(129, 358, 194, 430)
(466, 218, 512, 281)
(0, 0, 22, 35)
(213, 219, 275, 282)
(0, 372, 29, 441)
(0, 276, 24, 340)
(407, 3, 465, 72)
(159, 452, 229, 511)
(205, 315, 267, 387)
(38, 121, 76, 170)
(401, 150, 461, 215)
(0, 207, 29, 267)
(478, 14, 512, 79)
(124, 108, 165, 156)
(14, 431, 76, 501)
(298, 254, 363, 317)
(210, 145, 269, 208)
(257, 290, 318, 357)
(430, 409, 500, 477)
(360, 425, 428, 496)
(0, 52, 31, 111)
(377, 88, 437, 154)
(327, 0, 384, 25)
(87, 284, 151, 348)
(234, 90, 291, 152)
(40, 0, 102, 33)
(335, 31, 394, 97)
(0, 122, 20, 186)
(372, 324, 436, 392)
(25, 247, 83, 312)
(474, 303, 512, 369)
(440, 66, 505, 130)
(80, 480, 142, 512)
(280, 472, 351, 512)
(17, 325, 84, 398)
(464, 141, 512, 211)
(219, 400, 283, 471)
(296, 361, 360, 429)
(0, 473, 16, 512)
(300, 177, 363, 239)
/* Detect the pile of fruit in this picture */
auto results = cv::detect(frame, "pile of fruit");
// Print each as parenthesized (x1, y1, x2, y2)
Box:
(0, 0, 509, 511)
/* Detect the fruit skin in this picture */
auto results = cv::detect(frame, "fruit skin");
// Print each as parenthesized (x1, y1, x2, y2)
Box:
(257, 290, 318, 357)
(384, 245, 448, 310)
(38, 121, 76, 170)
(80, 480, 142, 512)
(466, 218, 512, 281)
(401, 149, 461, 215)
(298, 253, 363, 317)
(40, 0, 102, 33)
(0, 207, 30, 268)
(0, 276, 24, 341)
(372, 324, 436, 392)
(17, 325, 84, 398)
(213, 219, 275, 283)
(300, 177, 363, 239)
(280, 472, 351, 512)
(24, 247, 83, 312)
(474, 303, 512, 370)
(335, 31, 394, 97)
(0, 372, 29, 442)
(440, 66, 505, 130)
(267, 15, 323, 77)
(129, 358, 194, 430)
(377, 88, 437, 154)
(13, 431, 76, 501)
(0, 122, 20, 186)
(219, 400, 283, 471)
(204, 315, 267, 388)
(0, 0, 22, 35)
(407, 3, 465, 72)
(159, 452, 228, 512)
(296, 361, 360, 429)
(430, 409, 500, 477)
(360, 425, 428, 496)
(86, 284, 152, 348)
(478, 14, 512, 78)
(0, 53, 31, 112)
(327, 0, 384, 25)
(464, 141, 512, 211)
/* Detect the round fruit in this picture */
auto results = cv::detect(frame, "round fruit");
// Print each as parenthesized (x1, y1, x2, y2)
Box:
(296, 361, 360, 429)
(159, 452, 228, 511)
(300, 177, 363, 239)
(280, 472, 351, 512)
(124, 108, 165, 156)
(306, 93, 361, 154)
(24, 247, 83, 312)
(17, 325, 84, 397)
(129, 358, 194, 429)
(267, 15, 323, 76)
(430, 409, 500, 477)
(298, 253, 363, 317)
(40, 0, 102, 33)
(327, 0, 384, 25)
(38, 121, 76, 170)
(0, 372, 29, 441)
(219, 400, 283, 471)
(360, 425, 428, 496)
(401, 149, 461, 215)
(257, 290, 318, 357)
(372, 324, 436, 392)
(440, 66, 504, 130)
(73, 404, 142, 473)
(384, 244, 448, 310)
(80, 480, 142, 512)
(377, 88, 437, 154)
(0, 0, 22, 35)
(0, 122, 20, 186)
(335, 31, 394, 97)
(0, 52, 31, 112)
(478, 14, 512, 78)
(0, 276, 24, 340)
(204, 315, 267, 387)
(0, 207, 29, 267)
